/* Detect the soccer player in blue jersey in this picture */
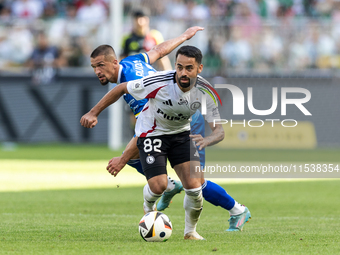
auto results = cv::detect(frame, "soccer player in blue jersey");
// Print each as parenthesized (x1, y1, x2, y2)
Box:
(87, 27, 251, 231)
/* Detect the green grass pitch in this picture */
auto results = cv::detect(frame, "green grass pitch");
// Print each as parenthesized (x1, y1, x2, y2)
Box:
(1, 144, 340, 254)
(1, 143, 340, 162)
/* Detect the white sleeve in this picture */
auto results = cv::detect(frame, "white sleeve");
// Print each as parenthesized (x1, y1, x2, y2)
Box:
(126, 79, 146, 100)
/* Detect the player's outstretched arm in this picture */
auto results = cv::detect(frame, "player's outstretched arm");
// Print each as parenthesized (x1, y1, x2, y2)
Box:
(80, 82, 129, 128)
(147, 26, 204, 65)
(106, 136, 139, 177)
(190, 124, 224, 150)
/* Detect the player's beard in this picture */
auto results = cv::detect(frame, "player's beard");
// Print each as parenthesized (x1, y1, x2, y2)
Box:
(178, 76, 192, 88)
(98, 76, 109, 85)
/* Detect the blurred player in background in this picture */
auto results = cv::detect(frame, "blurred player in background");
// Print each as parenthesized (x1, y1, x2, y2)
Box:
(27, 31, 63, 85)
(121, 7, 172, 71)
(121, 7, 172, 132)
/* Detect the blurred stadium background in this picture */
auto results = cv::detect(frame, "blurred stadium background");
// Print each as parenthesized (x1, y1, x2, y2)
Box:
(0, 0, 340, 150)
(1, 3, 339, 253)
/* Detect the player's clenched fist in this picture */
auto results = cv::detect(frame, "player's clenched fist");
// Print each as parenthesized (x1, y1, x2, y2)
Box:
(80, 112, 98, 128)
(106, 156, 125, 177)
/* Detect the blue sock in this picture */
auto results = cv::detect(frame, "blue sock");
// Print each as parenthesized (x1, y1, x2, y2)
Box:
(202, 180, 235, 210)
(126, 158, 144, 175)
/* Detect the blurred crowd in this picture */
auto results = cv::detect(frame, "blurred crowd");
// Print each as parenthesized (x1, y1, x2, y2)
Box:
(1, 0, 340, 81)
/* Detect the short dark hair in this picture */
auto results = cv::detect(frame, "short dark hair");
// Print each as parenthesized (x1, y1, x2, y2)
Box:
(175, 45, 202, 64)
(91, 45, 117, 59)
(132, 7, 150, 18)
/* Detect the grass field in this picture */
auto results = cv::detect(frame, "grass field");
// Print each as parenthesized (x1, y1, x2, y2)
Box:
(1, 143, 340, 162)
(1, 144, 340, 254)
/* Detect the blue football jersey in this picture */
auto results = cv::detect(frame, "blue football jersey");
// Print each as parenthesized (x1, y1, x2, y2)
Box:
(117, 53, 156, 117)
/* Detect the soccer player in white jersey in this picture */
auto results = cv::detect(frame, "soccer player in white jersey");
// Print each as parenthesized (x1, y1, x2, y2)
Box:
(81, 45, 229, 240)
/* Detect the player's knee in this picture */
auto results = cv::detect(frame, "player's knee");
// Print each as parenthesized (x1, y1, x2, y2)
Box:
(150, 184, 167, 194)
(148, 175, 167, 194)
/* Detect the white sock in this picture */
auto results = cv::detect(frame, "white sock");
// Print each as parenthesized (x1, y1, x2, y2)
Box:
(229, 201, 245, 216)
(164, 176, 176, 192)
(143, 183, 162, 213)
(183, 187, 203, 235)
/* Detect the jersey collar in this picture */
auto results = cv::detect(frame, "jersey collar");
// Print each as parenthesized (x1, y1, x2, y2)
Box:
(117, 64, 123, 83)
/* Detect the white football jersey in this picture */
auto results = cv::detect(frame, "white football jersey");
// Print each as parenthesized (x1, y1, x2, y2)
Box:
(126, 70, 221, 137)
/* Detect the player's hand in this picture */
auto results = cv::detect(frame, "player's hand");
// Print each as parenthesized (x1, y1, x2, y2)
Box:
(107, 156, 126, 177)
(190, 134, 208, 150)
(80, 112, 98, 128)
(183, 26, 204, 40)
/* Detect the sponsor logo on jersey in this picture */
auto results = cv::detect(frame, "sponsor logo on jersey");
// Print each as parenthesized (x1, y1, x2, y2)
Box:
(157, 108, 190, 121)
(178, 98, 188, 105)
(162, 99, 173, 106)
